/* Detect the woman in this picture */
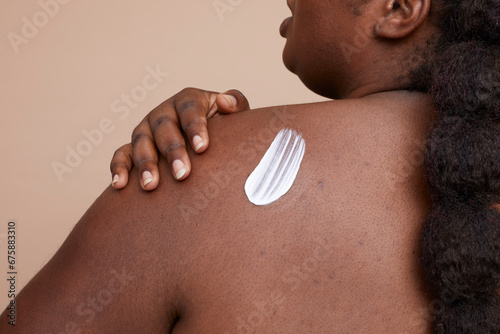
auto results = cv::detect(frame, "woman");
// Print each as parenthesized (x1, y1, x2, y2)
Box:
(2, 0, 498, 333)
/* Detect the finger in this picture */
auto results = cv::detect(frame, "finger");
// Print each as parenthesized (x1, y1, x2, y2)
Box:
(216, 89, 251, 114)
(131, 122, 161, 191)
(174, 89, 214, 154)
(206, 92, 219, 119)
(110, 143, 133, 190)
(148, 103, 192, 180)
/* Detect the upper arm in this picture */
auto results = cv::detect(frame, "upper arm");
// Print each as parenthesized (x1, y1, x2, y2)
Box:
(0, 183, 182, 333)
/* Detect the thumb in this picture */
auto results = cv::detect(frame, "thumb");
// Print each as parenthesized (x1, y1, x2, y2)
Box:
(216, 89, 251, 114)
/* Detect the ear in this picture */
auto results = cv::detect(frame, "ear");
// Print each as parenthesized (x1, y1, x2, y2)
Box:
(374, 0, 431, 39)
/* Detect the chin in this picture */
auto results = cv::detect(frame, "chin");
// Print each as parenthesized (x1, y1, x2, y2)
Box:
(282, 46, 342, 100)
(295, 69, 342, 100)
(303, 80, 341, 100)
(282, 44, 296, 74)
(283, 59, 340, 99)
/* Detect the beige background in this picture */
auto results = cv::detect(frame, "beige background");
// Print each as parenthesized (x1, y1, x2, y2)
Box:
(0, 0, 325, 309)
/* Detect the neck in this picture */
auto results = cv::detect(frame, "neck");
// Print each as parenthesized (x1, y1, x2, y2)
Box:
(346, 80, 412, 99)
(343, 30, 435, 99)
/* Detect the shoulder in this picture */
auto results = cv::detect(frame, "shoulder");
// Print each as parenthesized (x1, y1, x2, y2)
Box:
(7, 92, 435, 333)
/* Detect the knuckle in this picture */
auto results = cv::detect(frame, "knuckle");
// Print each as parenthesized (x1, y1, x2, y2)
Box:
(131, 125, 143, 138)
(159, 141, 186, 156)
(131, 132, 150, 147)
(134, 156, 158, 168)
(151, 115, 176, 133)
(177, 100, 200, 115)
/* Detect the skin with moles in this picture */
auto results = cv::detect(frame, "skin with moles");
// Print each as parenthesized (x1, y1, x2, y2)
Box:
(0, 0, 440, 332)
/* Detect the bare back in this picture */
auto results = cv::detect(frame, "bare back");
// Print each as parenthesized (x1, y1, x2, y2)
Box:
(3, 91, 436, 333)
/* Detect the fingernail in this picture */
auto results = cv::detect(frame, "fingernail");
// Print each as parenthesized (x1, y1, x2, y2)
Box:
(143, 171, 154, 187)
(112, 174, 119, 187)
(173, 160, 187, 180)
(222, 94, 237, 108)
(193, 135, 204, 152)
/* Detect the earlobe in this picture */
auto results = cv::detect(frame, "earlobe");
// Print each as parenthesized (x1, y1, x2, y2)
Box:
(375, 0, 431, 39)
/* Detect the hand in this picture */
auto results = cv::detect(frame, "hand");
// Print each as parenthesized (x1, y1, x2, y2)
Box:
(110, 88, 250, 191)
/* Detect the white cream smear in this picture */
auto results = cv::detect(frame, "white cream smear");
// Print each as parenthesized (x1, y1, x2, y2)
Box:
(245, 128, 306, 206)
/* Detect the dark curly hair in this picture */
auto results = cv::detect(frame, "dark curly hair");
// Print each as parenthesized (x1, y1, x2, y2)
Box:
(413, 0, 500, 332)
